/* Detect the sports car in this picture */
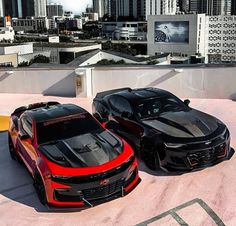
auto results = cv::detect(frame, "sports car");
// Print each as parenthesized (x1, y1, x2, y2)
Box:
(8, 102, 140, 207)
(92, 87, 231, 172)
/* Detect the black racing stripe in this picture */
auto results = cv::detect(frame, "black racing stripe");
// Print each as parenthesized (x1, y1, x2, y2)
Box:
(157, 117, 194, 136)
(56, 141, 87, 167)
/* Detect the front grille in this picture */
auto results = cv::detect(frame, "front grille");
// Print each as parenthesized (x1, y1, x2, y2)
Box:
(187, 143, 227, 167)
(82, 180, 122, 201)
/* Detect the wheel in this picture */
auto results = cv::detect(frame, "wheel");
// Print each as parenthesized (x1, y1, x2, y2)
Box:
(34, 172, 47, 205)
(8, 133, 16, 160)
(144, 151, 160, 171)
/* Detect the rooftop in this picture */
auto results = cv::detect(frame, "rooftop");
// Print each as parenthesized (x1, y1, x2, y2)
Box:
(0, 94, 236, 225)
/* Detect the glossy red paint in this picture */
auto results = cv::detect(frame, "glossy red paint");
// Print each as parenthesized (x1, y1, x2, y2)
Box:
(8, 107, 140, 208)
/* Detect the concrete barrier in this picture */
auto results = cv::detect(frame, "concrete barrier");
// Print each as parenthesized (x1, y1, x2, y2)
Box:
(91, 65, 236, 99)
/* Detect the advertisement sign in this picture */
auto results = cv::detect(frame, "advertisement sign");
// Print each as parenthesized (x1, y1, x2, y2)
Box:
(154, 21, 189, 43)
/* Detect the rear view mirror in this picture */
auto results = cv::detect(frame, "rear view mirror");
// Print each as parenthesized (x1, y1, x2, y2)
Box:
(184, 99, 190, 106)
(12, 116, 19, 130)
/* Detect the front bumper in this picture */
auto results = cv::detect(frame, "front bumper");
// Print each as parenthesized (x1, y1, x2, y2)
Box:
(45, 159, 140, 208)
(160, 131, 231, 172)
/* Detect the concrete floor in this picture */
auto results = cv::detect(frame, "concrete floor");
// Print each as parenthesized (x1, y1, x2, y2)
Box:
(0, 94, 236, 226)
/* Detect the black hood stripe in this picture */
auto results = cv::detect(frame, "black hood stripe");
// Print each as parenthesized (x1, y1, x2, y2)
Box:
(158, 116, 194, 136)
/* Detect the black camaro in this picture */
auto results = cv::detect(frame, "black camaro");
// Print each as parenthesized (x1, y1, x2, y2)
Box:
(92, 87, 231, 172)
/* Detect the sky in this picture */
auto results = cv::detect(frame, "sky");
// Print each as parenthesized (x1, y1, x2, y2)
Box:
(49, 0, 92, 14)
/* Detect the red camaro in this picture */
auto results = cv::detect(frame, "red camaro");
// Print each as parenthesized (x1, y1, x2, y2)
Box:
(8, 102, 140, 208)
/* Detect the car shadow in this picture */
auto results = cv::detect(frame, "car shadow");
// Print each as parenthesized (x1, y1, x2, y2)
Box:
(0, 132, 84, 213)
(138, 147, 235, 176)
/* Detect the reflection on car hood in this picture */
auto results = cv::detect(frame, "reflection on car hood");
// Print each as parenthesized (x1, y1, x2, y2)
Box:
(142, 110, 219, 138)
(39, 131, 122, 167)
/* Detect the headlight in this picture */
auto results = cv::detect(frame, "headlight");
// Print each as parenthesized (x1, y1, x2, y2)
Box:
(51, 175, 73, 183)
(165, 143, 185, 148)
(125, 154, 135, 165)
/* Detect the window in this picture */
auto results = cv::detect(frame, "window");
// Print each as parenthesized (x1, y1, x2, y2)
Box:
(36, 113, 103, 144)
(21, 116, 33, 138)
(109, 96, 132, 114)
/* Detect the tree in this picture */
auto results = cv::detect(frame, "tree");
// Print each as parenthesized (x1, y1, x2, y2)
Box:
(29, 55, 50, 64)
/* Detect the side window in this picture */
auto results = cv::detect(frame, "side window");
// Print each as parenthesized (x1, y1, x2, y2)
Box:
(21, 116, 33, 138)
(109, 96, 132, 114)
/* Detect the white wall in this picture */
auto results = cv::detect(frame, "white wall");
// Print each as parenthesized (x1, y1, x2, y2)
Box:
(0, 69, 76, 97)
(91, 66, 236, 99)
(2, 44, 33, 55)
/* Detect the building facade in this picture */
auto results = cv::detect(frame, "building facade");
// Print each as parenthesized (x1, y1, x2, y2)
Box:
(0, 0, 4, 17)
(161, 0, 177, 15)
(206, 15, 236, 63)
(47, 3, 63, 18)
(12, 17, 49, 31)
(231, 0, 236, 15)
(147, 14, 206, 57)
(22, 0, 34, 17)
(34, 0, 47, 17)
(102, 21, 147, 40)
(93, 0, 109, 19)
(189, 0, 232, 15)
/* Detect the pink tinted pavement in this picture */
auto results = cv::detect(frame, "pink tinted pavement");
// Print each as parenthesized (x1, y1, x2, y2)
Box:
(0, 94, 236, 226)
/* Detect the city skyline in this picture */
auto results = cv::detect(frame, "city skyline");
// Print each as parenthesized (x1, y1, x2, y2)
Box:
(49, 0, 92, 14)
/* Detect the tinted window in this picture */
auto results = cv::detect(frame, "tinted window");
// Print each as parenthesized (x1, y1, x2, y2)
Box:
(109, 96, 132, 114)
(135, 96, 189, 120)
(21, 115, 33, 138)
(36, 113, 103, 145)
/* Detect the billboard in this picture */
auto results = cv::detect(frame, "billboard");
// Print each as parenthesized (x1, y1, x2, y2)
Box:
(154, 21, 189, 43)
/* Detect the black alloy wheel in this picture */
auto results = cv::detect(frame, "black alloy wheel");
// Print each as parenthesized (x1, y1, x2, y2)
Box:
(34, 172, 47, 205)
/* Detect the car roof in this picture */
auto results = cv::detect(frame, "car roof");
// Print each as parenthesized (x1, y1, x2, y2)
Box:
(112, 88, 172, 103)
(26, 104, 87, 122)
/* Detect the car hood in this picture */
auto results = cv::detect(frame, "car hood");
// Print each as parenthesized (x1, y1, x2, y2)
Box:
(142, 109, 220, 138)
(39, 131, 122, 168)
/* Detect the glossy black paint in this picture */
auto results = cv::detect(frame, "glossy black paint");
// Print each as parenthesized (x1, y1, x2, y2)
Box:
(92, 87, 231, 171)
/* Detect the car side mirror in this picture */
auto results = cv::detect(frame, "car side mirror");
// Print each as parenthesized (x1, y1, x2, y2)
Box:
(12, 116, 19, 130)
(184, 99, 190, 106)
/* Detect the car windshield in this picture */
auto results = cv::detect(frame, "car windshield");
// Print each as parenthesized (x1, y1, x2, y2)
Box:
(135, 96, 189, 120)
(36, 113, 104, 145)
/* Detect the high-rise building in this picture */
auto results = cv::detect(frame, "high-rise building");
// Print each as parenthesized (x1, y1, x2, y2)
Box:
(4, 0, 21, 17)
(22, 0, 34, 17)
(47, 3, 63, 18)
(0, 0, 4, 17)
(189, 0, 231, 15)
(161, 0, 177, 15)
(93, 0, 109, 19)
(232, 0, 236, 15)
(145, 0, 161, 18)
(116, 0, 146, 20)
(179, 0, 190, 12)
(35, 0, 47, 17)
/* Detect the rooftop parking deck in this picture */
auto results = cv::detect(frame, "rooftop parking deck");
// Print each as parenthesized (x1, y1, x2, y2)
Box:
(0, 94, 236, 226)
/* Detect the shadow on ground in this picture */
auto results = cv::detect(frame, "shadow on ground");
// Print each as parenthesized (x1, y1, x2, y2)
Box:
(0, 132, 85, 213)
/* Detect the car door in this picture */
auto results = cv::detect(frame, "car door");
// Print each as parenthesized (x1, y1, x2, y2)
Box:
(17, 115, 36, 173)
(107, 96, 144, 151)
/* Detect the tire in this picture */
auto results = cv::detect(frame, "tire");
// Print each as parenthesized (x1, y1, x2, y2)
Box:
(8, 133, 16, 160)
(144, 151, 160, 171)
(34, 172, 47, 205)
